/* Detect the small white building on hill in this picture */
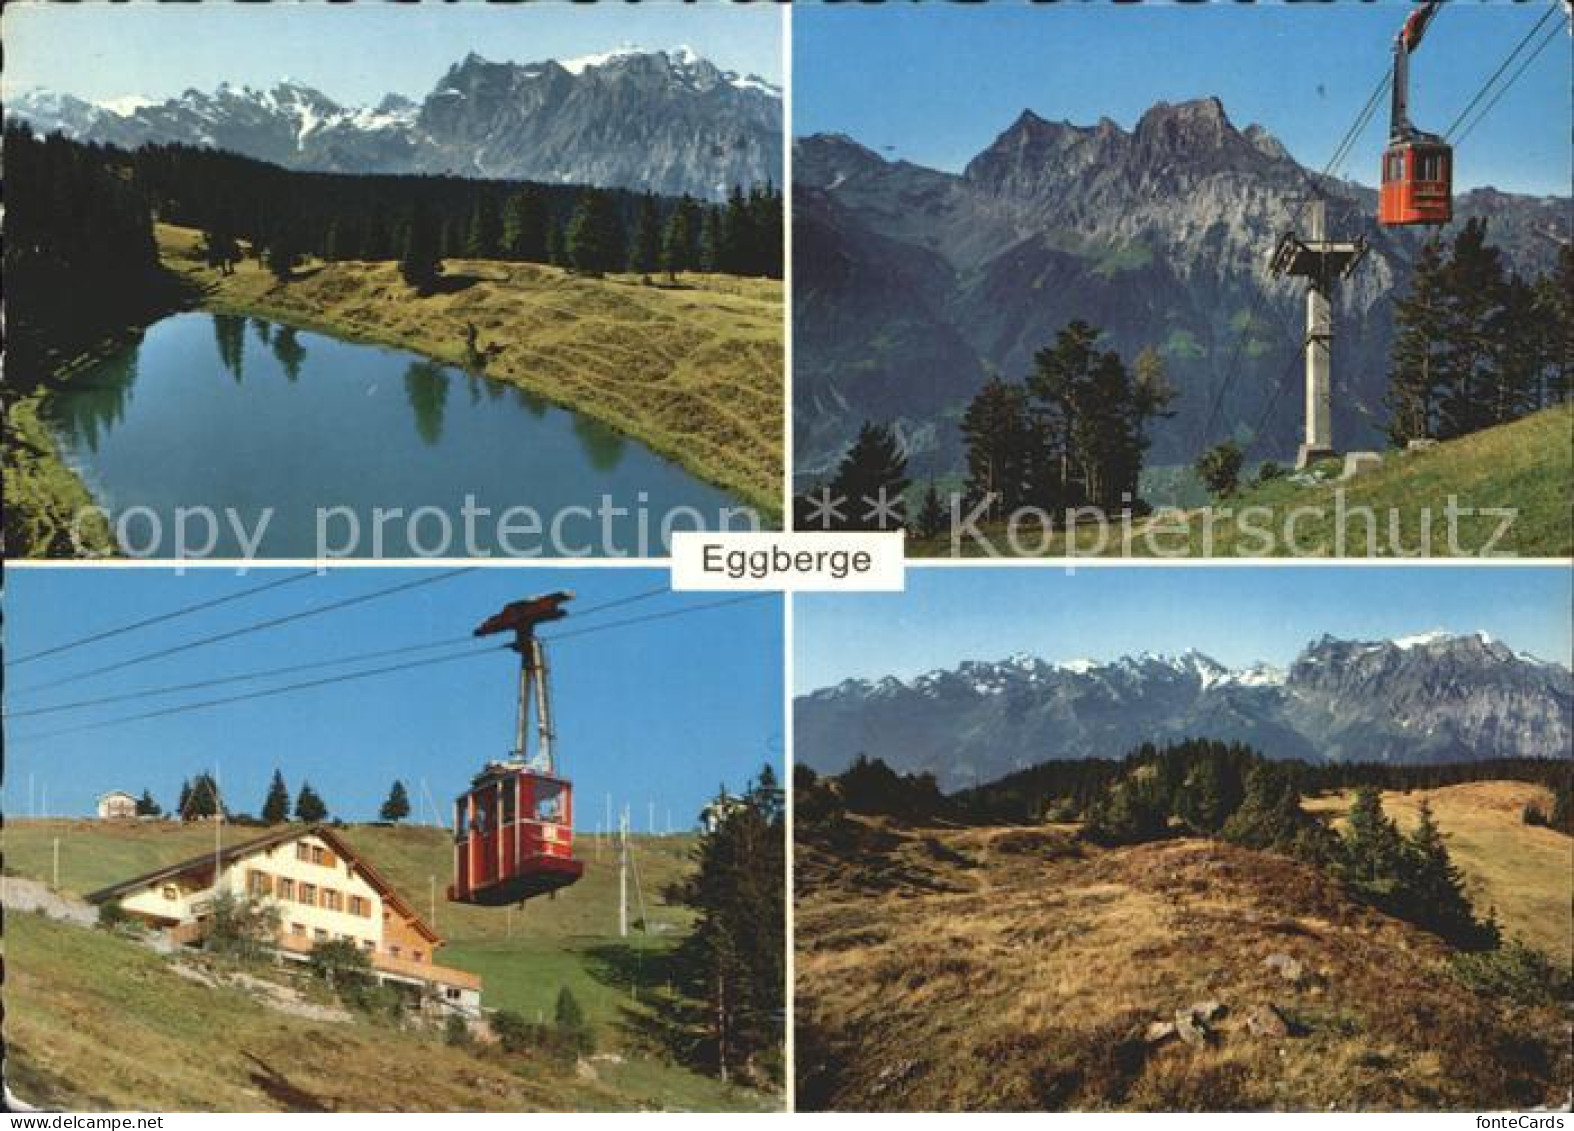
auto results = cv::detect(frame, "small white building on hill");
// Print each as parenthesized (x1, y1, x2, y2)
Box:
(96, 791, 138, 820)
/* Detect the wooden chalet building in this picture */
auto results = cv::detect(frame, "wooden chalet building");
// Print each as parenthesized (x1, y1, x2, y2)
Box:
(86, 825, 481, 1016)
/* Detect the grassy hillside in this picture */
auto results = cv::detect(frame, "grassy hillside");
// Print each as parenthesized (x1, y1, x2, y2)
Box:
(796, 811, 1571, 1111)
(3, 818, 776, 1112)
(1304, 781, 1570, 962)
(159, 225, 783, 518)
(911, 404, 1573, 557)
(2, 394, 114, 557)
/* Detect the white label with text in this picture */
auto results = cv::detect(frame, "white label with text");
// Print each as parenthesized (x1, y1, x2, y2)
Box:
(670, 532, 905, 591)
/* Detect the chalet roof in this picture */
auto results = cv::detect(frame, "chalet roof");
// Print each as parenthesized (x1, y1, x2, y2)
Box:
(84, 824, 442, 945)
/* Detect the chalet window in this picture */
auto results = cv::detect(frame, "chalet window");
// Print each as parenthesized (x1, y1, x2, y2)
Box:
(291, 922, 306, 937)
(446, 988, 461, 1001)
(299, 883, 317, 905)
(247, 871, 272, 897)
(348, 895, 371, 917)
(362, 940, 375, 953)
(412, 950, 424, 963)
(313, 928, 328, 941)
(161, 885, 178, 901)
(296, 844, 311, 863)
(277, 878, 295, 900)
(389, 944, 401, 957)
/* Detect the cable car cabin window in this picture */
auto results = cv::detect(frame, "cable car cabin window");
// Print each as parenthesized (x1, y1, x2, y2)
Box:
(1386, 153, 1405, 183)
(536, 780, 565, 823)
(1417, 152, 1444, 182)
(474, 799, 490, 836)
(502, 786, 517, 826)
(455, 806, 468, 842)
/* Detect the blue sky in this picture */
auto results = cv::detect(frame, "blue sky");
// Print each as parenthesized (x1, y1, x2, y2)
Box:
(0, 0, 783, 106)
(795, 566, 1573, 692)
(4, 569, 783, 827)
(795, 1, 1572, 196)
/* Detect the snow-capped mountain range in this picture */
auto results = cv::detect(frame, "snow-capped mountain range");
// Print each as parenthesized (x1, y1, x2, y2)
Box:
(797, 631, 1573, 790)
(6, 46, 781, 200)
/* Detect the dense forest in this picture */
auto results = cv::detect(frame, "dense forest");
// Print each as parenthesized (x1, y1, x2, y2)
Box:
(2, 123, 783, 383)
(2, 126, 184, 390)
(130, 138, 782, 281)
(950, 745, 1572, 829)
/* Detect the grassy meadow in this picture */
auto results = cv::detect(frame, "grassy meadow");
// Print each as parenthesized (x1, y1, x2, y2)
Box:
(159, 224, 783, 518)
(2, 817, 777, 1112)
(795, 784, 1571, 1111)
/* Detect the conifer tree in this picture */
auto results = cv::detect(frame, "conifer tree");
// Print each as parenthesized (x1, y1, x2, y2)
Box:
(295, 782, 329, 823)
(1386, 238, 1449, 444)
(261, 769, 292, 825)
(914, 480, 947, 541)
(400, 205, 441, 294)
(1339, 785, 1406, 901)
(501, 188, 548, 262)
(135, 789, 162, 817)
(628, 193, 663, 275)
(265, 228, 300, 282)
(826, 422, 910, 531)
(1400, 799, 1493, 947)
(665, 766, 784, 1084)
(380, 780, 412, 824)
(464, 194, 501, 259)
(565, 188, 626, 276)
(662, 198, 698, 280)
(960, 377, 1038, 521)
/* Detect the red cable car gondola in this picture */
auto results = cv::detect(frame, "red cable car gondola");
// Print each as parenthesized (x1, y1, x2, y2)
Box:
(449, 592, 585, 906)
(1380, 2, 1452, 227)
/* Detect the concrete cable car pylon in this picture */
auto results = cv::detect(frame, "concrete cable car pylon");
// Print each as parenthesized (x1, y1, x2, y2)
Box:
(1267, 199, 1367, 469)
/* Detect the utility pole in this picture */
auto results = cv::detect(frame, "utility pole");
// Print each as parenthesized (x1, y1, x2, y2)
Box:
(1269, 198, 1367, 468)
(52, 837, 60, 889)
(618, 806, 630, 939)
(648, 801, 655, 836)
(429, 875, 437, 932)
(213, 764, 223, 899)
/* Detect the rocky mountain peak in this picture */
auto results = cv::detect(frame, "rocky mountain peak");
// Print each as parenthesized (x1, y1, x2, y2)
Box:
(6, 46, 780, 199)
(796, 634, 1572, 789)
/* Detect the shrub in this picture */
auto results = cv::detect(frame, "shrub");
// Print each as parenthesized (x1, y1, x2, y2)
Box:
(1195, 441, 1244, 498)
(307, 937, 401, 1017)
(308, 937, 372, 987)
(554, 986, 595, 1056)
(205, 893, 280, 963)
(444, 1013, 473, 1047)
(96, 899, 131, 931)
(489, 1009, 538, 1055)
(1452, 940, 1573, 1008)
